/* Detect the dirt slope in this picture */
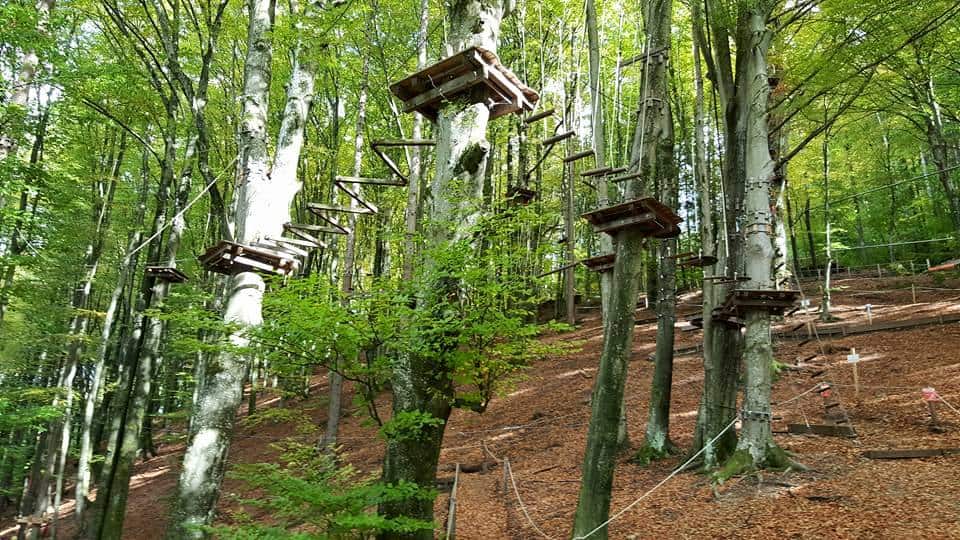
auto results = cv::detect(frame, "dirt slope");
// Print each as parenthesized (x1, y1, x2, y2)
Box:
(7, 274, 960, 539)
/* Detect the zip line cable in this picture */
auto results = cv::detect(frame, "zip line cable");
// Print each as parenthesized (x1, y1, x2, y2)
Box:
(805, 163, 960, 216)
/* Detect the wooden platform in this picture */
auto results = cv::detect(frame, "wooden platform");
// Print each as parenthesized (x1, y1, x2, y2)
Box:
(711, 307, 745, 328)
(581, 253, 616, 273)
(581, 197, 682, 238)
(199, 240, 299, 277)
(723, 289, 800, 316)
(389, 47, 538, 121)
(506, 186, 537, 205)
(145, 266, 188, 283)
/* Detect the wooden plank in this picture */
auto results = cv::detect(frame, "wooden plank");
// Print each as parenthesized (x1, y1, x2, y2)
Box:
(610, 172, 643, 183)
(786, 424, 856, 438)
(563, 150, 594, 163)
(307, 202, 375, 215)
(401, 70, 484, 115)
(542, 131, 575, 146)
(524, 108, 555, 124)
(591, 211, 656, 235)
(268, 235, 319, 249)
(285, 222, 339, 234)
(863, 448, 960, 459)
(581, 167, 613, 177)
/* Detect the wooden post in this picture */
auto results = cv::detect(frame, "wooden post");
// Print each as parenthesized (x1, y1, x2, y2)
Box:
(910, 261, 915, 274)
(865, 304, 873, 326)
(446, 463, 460, 539)
(922, 388, 944, 432)
(847, 348, 861, 399)
(912, 284, 917, 304)
(877, 263, 882, 278)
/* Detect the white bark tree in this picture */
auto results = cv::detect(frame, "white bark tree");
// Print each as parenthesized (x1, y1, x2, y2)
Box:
(167, 0, 318, 535)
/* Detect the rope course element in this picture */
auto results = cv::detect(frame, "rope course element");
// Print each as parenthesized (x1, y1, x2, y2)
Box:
(129, 156, 238, 258)
(572, 417, 739, 540)
(505, 458, 553, 539)
(933, 391, 960, 418)
(308, 140, 435, 235)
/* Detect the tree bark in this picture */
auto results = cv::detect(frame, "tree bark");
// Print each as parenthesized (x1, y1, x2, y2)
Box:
(379, 3, 513, 537)
(723, 5, 793, 473)
(572, 0, 673, 534)
(322, 56, 369, 450)
(167, 0, 303, 535)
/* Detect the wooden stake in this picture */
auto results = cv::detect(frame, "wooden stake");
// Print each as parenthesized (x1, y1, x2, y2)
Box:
(852, 362, 860, 399)
(912, 284, 917, 304)
(847, 347, 861, 399)
(928, 401, 942, 431)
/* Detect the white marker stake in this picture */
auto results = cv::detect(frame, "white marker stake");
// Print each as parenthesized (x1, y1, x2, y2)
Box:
(865, 304, 873, 326)
(847, 347, 861, 399)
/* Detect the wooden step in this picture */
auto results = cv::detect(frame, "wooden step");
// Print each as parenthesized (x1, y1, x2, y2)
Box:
(307, 202, 376, 215)
(542, 131, 575, 146)
(524, 108, 555, 124)
(563, 149, 594, 163)
(145, 266, 189, 283)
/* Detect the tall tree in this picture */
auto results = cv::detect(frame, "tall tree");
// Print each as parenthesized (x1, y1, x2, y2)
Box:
(572, 0, 674, 535)
(379, 1, 517, 537)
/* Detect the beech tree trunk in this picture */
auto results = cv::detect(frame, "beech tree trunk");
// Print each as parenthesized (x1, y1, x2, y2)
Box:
(401, 0, 430, 282)
(168, 0, 315, 535)
(689, 0, 742, 467)
(322, 56, 369, 450)
(379, 2, 513, 538)
(727, 5, 792, 472)
(572, 0, 673, 535)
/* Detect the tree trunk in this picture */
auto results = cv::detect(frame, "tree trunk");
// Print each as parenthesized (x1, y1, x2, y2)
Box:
(0, 0, 54, 161)
(322, 56, 369, 450)
(572, 0, 673, 534)
(168, 0, 312, 535)
(689, 0, 742, 468)
(401, 0, 430, 282)
(722, 6, 793, 474)
(379, 3, 513, 537)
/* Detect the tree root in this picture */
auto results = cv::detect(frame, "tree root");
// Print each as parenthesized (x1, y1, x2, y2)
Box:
(713, 444, 807, 483)
(631, 439, 680, 466)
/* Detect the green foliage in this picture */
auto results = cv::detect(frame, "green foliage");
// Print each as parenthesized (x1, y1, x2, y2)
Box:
(211, 439, 433, 539)
(378, 410, 445, 443)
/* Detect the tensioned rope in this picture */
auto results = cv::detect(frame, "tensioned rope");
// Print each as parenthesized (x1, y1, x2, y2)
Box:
(505, 458, 553, 539)
(573, 416, 739, 539)
(128, 157, 238, 258)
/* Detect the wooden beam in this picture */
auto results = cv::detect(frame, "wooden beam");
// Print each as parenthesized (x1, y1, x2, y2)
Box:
(542, 131, 575, 146)
(401, 70, 484, 114)
(524, 108, 555, 124)
(563, 150, 594, 163)
(786, 424, 856, 438)
(862, 448, 960, 459)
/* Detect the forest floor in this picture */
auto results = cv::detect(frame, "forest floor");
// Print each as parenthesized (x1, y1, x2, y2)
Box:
(6, 272, 960, 539)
